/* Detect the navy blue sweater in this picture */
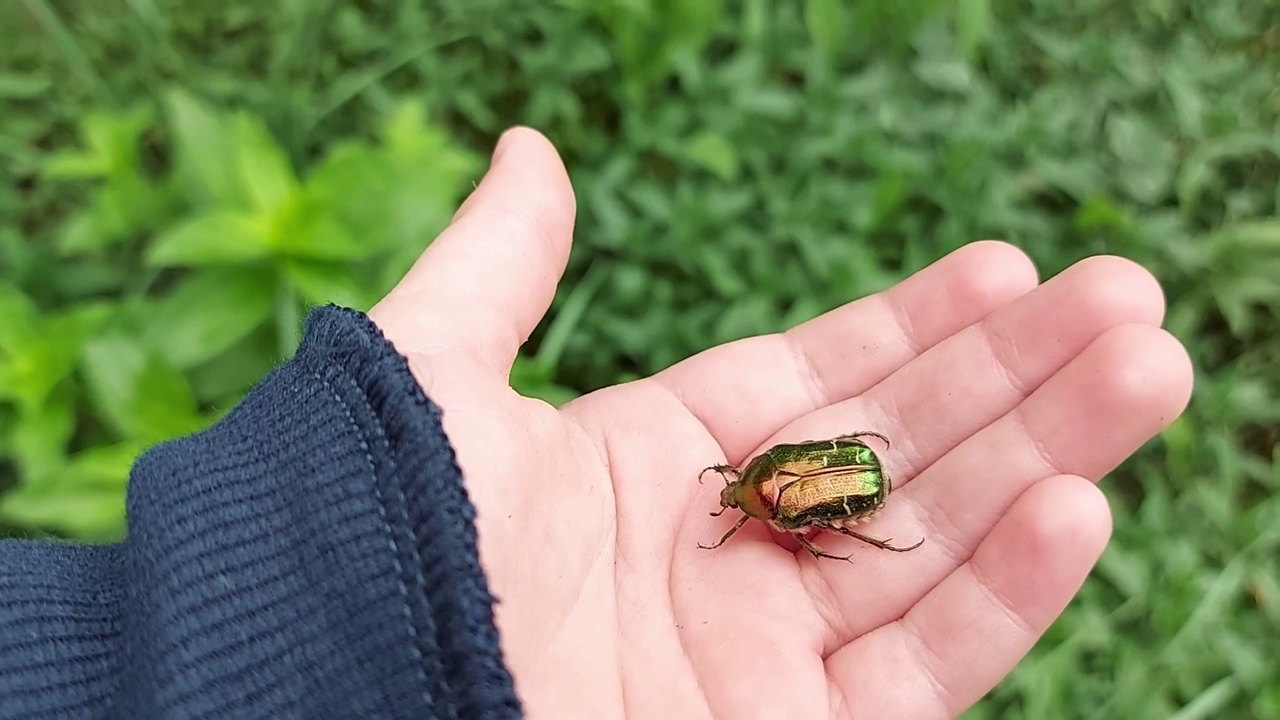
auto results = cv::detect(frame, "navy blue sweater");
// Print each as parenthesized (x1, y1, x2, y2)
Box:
(0, 306, 523, 719)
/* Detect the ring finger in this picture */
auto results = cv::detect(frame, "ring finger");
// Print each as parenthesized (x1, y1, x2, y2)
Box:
(812, 323, 1191, 649)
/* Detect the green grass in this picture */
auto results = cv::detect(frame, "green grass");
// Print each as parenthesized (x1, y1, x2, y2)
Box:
(2, 0, 1278, 716)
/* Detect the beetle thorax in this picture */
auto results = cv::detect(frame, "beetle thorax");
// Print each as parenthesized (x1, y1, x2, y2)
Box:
(726, 474, 778, 520)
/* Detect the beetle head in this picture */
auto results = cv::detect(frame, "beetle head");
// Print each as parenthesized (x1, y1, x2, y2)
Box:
(718, 483, 739, 509)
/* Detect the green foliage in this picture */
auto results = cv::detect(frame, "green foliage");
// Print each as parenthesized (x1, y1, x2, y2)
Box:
(1, 64, 480, 537)
(1, 0, 1278, 716)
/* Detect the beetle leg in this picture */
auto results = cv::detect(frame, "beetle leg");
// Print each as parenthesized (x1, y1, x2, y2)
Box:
(832, 431, 891, 450)
(698, 464, 739, 484)
(698, 513, 750, 550)
(794, 534, 856, 563)
(832, 526, 924, 552)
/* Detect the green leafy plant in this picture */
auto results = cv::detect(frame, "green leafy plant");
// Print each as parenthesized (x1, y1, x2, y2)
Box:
(0, 89, 483, 539)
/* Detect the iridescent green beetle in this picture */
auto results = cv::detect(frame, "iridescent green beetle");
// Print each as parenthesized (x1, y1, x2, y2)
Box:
(698, 431, 924, 561)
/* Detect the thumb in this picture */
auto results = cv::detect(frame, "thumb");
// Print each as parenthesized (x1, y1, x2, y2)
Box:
(370, 126, 576, 375)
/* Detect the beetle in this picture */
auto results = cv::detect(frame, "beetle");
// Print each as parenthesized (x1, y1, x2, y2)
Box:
(697, 431, 924, 561)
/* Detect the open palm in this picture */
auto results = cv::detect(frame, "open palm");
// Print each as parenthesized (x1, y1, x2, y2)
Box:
(369, 128, 1193, 719)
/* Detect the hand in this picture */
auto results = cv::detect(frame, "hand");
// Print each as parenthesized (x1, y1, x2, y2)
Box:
(368, 128, 1193, 719)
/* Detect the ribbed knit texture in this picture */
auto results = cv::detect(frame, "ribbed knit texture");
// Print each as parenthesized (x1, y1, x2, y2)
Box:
(0, 305, 523, 719)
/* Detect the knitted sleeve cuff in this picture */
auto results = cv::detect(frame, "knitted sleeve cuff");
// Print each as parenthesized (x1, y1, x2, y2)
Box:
(112, 305, 521, 718)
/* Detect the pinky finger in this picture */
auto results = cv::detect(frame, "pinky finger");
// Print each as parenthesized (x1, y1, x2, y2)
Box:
(826, 475, 1113, 719)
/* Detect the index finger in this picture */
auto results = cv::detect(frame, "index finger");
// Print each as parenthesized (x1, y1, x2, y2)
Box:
(652, 241, 1040, 464)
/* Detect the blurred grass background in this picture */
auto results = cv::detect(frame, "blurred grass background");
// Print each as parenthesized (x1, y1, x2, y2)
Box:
(1, 0, 1277, 717)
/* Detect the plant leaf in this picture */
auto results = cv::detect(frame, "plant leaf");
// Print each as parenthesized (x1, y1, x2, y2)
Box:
(0, 72, 51, 99)
(62, 441, 147, 490)
(80, 332, 205, 443)
(1107, 112, 1176, 204)
(0, 483, 126, 541)
(267, 196, 370, 260)
(684, 130, 740, 181)
(233, 111, 299, 212)
(0, 284, 40, 356)
(147, 211, 269, 267)
(0, 288, 108, 408)
(305, 99, 480, 260)
(165, 88, 246, 209)
(9, 393, 75, 484)
(282, 260, 374, 309)
(42, 107, 152, 180)
(42, 150, 109, 179)
(144, 267, 277, 369)
(955, 0, 992, 60)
